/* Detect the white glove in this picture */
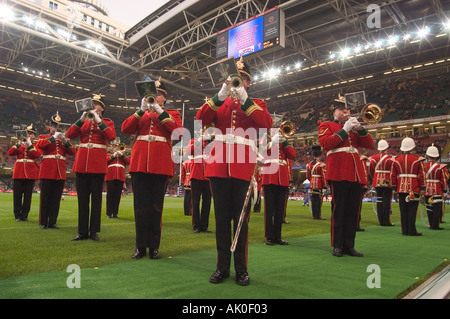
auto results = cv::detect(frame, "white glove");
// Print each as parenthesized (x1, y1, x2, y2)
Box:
(235, 86, 248, 105)
(79, 111, 87, 122)
(343, 117, 359, 132)
(140, 97, 148, 112)
(151, 103, 164, 115)
(53, 132, 63, 140)
(218, 82, 230, 102)
(93, 112, 102, 124)
(270, 133, 285, 147)
(26, 137, 32, 147)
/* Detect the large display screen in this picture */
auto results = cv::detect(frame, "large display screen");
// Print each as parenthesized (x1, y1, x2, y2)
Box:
(216, 7, 285, 60)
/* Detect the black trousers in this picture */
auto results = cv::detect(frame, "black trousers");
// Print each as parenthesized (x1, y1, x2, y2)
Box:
(425, 195, 443, 230)
(106, 179, 123, 217)
(329, 181, 362, 250)
(13, 178, 35, 220)
(209, 177, 250, 274)
(310, 190, 323, 219)
(39, 179, 65, 226)
(376, 187, 393, 226)
(398, 193, 420, 235)
(75, 173, 104, 236)
(183, 188, 192, 215)
(263, 184, 288, 240)
(131, 172, 168, 250)
(191, 178, 212, 231)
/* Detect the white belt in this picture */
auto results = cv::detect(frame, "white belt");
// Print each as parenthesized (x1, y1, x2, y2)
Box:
(214, 134, 256, 150)
(193, 155, 207, 160)
(108, 163, 125, 169)
(43, 154, 66, 160)
(375, 170, 390, 173)
(136, 134, 167, 143)
(312, 174, 322, 177)
(79, 143, 107, 149)
(16, 159, 35, 163)
(426, 179, 440, 183)
(399, 174, 418, 178)
(264, 159, 287, 166)
(326, 146, 358, 156)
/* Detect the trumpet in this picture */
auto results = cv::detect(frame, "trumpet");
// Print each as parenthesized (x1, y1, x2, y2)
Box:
(85, 110, 96, 122)
(227, 74, 243, 103)
(344, 103, 383, 124)
(144, 94, 156, 106)
(117, 143, 126, 151)
(279, 121, 296, 138)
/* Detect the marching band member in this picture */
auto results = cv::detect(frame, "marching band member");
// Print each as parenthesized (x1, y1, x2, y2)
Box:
(306, 145, 327, 220)
(318, 96, 374, 257)
(180, 155, 193, 216)
(66, 94, 116, 241)
(105, 143, 130, 219)
(196, 59, 272, 286)
(186, 134, 212, 233)
(8, 124, 40, 221)
(36, 113, 76, 229)
(261, 130, 296, 245)
(423, 145, 448, 230)
(369, 139, 395, 226)
(357, 155, 370, 231)
(391, 137, 425, 236)
(122, 79, 183, 260)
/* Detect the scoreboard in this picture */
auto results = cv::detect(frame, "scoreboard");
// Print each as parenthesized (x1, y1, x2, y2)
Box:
(215, 7, 285, 60)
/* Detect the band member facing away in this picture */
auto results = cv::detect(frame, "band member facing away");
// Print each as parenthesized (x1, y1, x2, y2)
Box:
(357, 154, 370, 232)
(180, 155, 193, 216)
(105, 143, 130, 219)
(186, 132, 212, 233)
(369, 139, 395, 226)
(196, 59, 272, 286)
(66, 94, 116, 241)
(261, 129, 296, 245)
(318, 96, 374, 257)
(306, 144, 327, 220)
(122, 79, 183, 260)
(423, 145, 448, 230)
(36, 112, 76, 229)
(391, 137, 425, 236)
(8, 124, 40, 221)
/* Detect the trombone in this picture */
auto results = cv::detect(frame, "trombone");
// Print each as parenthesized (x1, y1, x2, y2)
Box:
(279, 121, 296, 137)
(344, 103, 383, 124)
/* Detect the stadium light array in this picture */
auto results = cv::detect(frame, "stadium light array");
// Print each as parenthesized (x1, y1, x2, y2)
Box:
(0, 5, 15, 20)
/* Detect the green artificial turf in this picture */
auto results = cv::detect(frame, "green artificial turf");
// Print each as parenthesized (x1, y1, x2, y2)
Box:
(0, 193, 449, 299)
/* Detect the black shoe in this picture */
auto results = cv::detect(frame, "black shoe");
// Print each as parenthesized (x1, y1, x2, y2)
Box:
(47, 225, 59, 229)
(72, 234, 88, 241)
(149, 249, 160, 259)
(344, 248, 363, 257)
(131, 248, 146, 259)
(193, 228, 201, 233)
(356, 227, 365, 231)
(113, 215, 119, 218)
(89, 233, 100, 241)
(333, 247, 344, 257)
(275, 238, 288, 245)
(209, 270, 230, 284)
(40, 225, 48, 229)
(236, 272, 250, 286)
(265, 238, 275, 246)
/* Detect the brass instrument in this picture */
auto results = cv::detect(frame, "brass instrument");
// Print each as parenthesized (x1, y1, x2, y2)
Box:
(279, 121, 296, 137)
(427, 196, 444, 205)
(117, 143, 126, 152)
(228, 74, 243, 103)
(144, 94, 156, 106)
(344, 103, 383, 124)
(85, 110, 96, 122)
(405, 192, 420, 202)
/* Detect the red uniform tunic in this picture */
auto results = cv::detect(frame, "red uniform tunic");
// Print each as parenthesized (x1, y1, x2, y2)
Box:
(369, 153, 394, 187)
(391, 154, 425, 194)
(196, 96, 272, 181)
(36, 135, 76, 180)
(186, 138, 208, 181)
(181, 157, 193, 188)
(66, 118, 116, 173)
(105, 154, 130, 182)
(122, 108, 183, 177)
(8, 142, 40, 179)
(318, 120, 374, 184)
(423, 162, 448, 196)
(306, 160, 327, 190)
(262, 141, 296, 187)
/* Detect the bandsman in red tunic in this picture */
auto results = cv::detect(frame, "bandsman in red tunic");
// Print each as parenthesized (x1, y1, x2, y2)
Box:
(66, 94, 116, 241)
(369, 139, 395, 226)
(180, 155, 193, 216)
(306, 145, 327, 220)
(261, 129, 296, 245)
(105, 142, 130, 219)
(196, 59, 272, 286)
(318, 96, 374, 257)
(8, 124, 40, 221)
(391, 137, 425, 236)
(423, 145, 448, 230)
(36, 113, 76, 228)
(122, 79, 183, 260)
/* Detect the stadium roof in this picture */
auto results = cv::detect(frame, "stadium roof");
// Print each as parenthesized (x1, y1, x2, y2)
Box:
(1, 0, 450, 111)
